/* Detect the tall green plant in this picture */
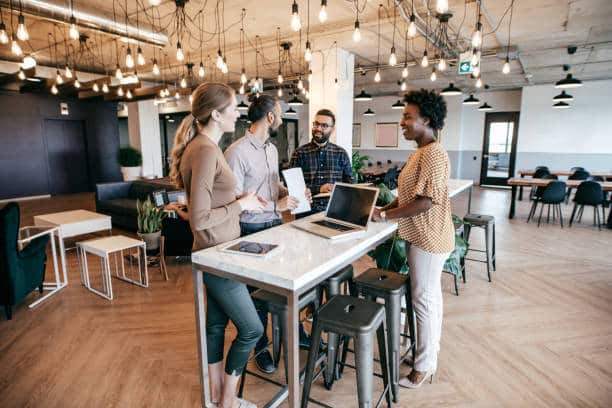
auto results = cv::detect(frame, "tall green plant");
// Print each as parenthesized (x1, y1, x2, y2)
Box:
(118, 147, 142, 167)
(137, 197, 165, 233)
(351, 151, 369, 183)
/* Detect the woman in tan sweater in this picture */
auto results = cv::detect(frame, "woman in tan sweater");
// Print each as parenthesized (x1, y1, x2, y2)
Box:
(170, 83, 265, 408)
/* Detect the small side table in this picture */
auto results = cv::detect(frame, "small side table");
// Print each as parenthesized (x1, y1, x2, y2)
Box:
(78, 235, 148, 301)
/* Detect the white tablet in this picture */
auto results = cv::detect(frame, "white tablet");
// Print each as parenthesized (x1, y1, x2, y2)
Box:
(220, 240, 281, 259)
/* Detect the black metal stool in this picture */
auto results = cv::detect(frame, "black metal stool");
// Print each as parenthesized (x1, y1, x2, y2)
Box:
(352, 268, 415, 403)
(241, 287, 319, 386)
(463, 213, 496, 282)
(317, 265, 356, 389)
(301, 295, 392, 408)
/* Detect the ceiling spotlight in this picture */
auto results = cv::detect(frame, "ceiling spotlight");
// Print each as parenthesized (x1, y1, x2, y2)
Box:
(65, 66, 73, 78)
(55, 70, 64, 84)
(463, 94, 480, 105)
(277, 87, 283, 97)
(180, 77, 187, 88)
(430, 68, 437, 82)
(437, 57, 446, 71)
(74, 78, 80, 88)
(11, 36, 22, 56)
(400, 80, 407, 91)
(240, 69, 247, 84)
(175, 90, 180, 100)
(436, 0, 449, 14)
(475, 77, 483, 88)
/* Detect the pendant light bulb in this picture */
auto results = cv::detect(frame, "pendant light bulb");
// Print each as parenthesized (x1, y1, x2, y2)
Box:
(152, 59, 160, 75)
(137, 47, 145, 66)
(374, 70, 381, 83)
(291, 1, 301, 31)
(0, 24, 8, 44)
(74, 79, 80, 89)
(92, 83, 100, 92)
(473, 65, 480, 78)
(304, 42, 312, 62)
(502, 57, 510, 74)
(51, 84, 58, 94)
(18, 69, 25, 80)
(11, 37, 22, 56)
(438, 57, 446, 71)
(277, 87, 283, 97)
(216, 50, 224, 69)
(125, 48, 134, 68)
(318, 0, 328, 23)
(198, 62, 205, 78)
(472, 26, 482, 49)
(297, 79, 304, 90)
(55, 70, 63, 84)
(102, 83, 109, 93)
(23, 55, 36, 68)
(408, 15, 417, 38)
(221, 58, 228, 74)
(126, 89, 133, 99)
(65, 66, 73, 78)
(475, 77, 483, 88)
(117, 87, 124, 96)
(115, 65, 123, 79)
(421, 51, 429, 67)
(400, 80, 407, 91)
(353, 20, 361, 42)
(69, 16, 79, 40)
(175, 90, 180, 100)
(402, 65, 409, 78)
(389, 47, 397, 66)
(278, 72, 283, 84)
(436, 0, 449, 14)
(17, 15, 28, 41)
(430, 68, 437, 82)
(240, 70, 247, 84)
(176, 42, 184, 61)
(180, 77, 187, 88)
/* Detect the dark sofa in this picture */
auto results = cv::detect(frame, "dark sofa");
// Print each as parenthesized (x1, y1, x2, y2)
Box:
(95, 180, 177, 230)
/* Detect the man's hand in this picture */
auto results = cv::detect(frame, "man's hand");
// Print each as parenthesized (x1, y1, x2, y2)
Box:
(305, 188, 312, 202)
(371, 207, 383, 222)
(277, 195, 300, 212)
(320, 183, 334, 193)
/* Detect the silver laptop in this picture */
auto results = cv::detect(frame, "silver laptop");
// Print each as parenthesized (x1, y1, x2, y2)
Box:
(293, 183, 379, 240)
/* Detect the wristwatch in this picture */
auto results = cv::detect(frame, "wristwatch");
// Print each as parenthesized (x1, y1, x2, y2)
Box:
(380, 211, 387, 222)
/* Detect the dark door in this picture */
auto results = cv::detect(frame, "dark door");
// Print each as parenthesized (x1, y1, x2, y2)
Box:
(480, 112, 520, 186)
(44, 119, 90, 194)
(160, 112, 189, 176)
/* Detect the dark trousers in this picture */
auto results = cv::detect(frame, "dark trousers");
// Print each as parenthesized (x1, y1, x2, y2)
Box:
(240, 219, 309, 352)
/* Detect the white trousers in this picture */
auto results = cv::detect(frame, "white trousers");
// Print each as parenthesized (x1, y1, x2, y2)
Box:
(408, 245, 450, 372)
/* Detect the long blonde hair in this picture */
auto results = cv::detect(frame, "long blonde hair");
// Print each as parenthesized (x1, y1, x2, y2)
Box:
(169, 82, 234, 188)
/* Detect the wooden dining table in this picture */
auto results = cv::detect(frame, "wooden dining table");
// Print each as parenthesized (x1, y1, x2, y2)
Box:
(507, 177, 612, 228)
(516, 170, 612, 201)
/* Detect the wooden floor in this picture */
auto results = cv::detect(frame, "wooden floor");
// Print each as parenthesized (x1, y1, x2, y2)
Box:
(1, 188, 612, 407)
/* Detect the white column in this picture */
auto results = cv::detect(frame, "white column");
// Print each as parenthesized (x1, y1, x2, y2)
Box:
(309, 47, 355, 158)
(127, 100, 163, 178)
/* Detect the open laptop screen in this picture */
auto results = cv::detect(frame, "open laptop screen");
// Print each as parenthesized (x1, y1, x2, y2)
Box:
(326, 184, 377, 227)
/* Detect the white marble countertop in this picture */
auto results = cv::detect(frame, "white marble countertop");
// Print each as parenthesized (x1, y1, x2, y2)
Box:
(192, 214, 397, 293)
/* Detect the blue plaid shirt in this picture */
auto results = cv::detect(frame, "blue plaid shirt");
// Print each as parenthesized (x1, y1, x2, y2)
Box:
(289, 141, 354, 211)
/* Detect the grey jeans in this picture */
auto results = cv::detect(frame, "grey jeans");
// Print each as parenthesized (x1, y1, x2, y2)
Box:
(202, 272, 264, 375)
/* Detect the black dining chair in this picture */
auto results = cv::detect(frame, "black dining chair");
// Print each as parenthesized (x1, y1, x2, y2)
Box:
(528, 179, 565, 227)
(589, 176, 610, 205)
(569, 181, 605, 230)
(570, 167, 586, 173)
(383, 167, 399, 190)
(565, 170, 591, 203)
(529, 168, 552, 200)
(535, 165, 550, 172)
(528, 173, 557, 211)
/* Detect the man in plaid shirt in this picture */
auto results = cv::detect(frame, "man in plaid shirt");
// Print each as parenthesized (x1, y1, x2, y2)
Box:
(289, 109, 354, 213)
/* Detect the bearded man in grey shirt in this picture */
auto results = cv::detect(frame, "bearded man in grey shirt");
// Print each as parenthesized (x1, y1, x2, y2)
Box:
(225, 95, 312, 375)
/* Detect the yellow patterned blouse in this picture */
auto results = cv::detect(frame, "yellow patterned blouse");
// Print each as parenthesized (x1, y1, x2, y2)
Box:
(397, 142, 455, 254)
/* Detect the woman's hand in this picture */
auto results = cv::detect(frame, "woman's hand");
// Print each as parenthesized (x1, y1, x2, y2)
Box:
(277, 195, 300, 212)
(238, 192, 267, 212)
(371, 207, 383, 222)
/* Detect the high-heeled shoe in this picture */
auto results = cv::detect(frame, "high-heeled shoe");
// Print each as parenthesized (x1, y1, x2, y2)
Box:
(398, 369, 435, 389)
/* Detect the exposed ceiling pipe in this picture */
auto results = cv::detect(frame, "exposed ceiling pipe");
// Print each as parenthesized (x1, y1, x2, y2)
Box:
(0, 0, 168, 47)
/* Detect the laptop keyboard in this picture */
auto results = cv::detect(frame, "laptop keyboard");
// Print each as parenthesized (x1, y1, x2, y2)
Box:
(313, 220, 354, 232)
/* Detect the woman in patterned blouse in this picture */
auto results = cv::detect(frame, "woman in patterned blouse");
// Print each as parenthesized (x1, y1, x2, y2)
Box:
(372, 89, 455, 388)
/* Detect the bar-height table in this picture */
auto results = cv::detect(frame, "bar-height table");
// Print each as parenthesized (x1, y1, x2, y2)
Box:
(191, 179, 476, 408)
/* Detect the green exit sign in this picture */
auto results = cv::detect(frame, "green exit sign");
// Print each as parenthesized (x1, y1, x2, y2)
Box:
(458, 60, 473, 74)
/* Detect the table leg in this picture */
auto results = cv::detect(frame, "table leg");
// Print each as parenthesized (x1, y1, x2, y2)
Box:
(467, 186, 473, 214)
(58, 231, 69, 285)
(519, 174, 525, 201)
(192, 267, 213, 408)
(287, 292, 300, 408)
(608, 204, 612, 229)
(29, 231, 63, 308)
(509, 185, 517, 219)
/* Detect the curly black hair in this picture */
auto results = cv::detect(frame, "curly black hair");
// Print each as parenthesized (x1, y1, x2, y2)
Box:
(403, 89, 447, 130)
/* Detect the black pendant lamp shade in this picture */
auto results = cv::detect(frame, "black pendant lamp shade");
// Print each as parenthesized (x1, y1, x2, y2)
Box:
(553, 101, 570, 109)
(354, 89, 372, 101)
(440, 82, 462, 95)
(478, 102, 493, 111)
(288, 95, 304, 106)
(463, 94, 480, 105)
(237, 101, 249, 110)
(555, 73, 582, 89)
(285, 107, 297, 114)
(553, 90, 574, 102)
(363, 108, 376, 116)
(391, 100, 404, 109)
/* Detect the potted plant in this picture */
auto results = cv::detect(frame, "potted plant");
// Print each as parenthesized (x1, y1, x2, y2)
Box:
(352, 151, 370, 183)
(118, 147, 142, 181)
(136, 197, 165, 252)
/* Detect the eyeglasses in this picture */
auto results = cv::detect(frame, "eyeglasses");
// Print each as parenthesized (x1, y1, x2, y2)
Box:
(312, 121, 332, 130)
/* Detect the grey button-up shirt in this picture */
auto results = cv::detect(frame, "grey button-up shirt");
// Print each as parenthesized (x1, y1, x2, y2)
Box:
(225, 130, 281, 224)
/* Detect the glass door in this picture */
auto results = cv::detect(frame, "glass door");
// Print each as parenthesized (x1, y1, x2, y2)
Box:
(480, 112, 520, 186)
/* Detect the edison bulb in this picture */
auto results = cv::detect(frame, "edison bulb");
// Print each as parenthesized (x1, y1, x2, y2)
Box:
(126, 89, 133, 99)
(374, 70, 381, 82)
(472, 30, 482, 49)
(125, 49, 134, 68)
(408, 20, 417, 38)
(0, 25, 8, 44)
(92, 83, 100, 92)
(402, 66, 409, 78)
(389, 49, 397, 66)
(102, 83, 109, 93)
(137, 48, 145, 66)
(353, 25, 361, 42)
(400, 81, 407, 91)
(180, 77, 187, 88)
(318, 4, 327, 23)
(291, 11, 301, 31)
(51, 84, 58, 94)
(115, 65, 123, 79)
(475, 77, 483, 88)
(502, 60, 510, 74)
(430, 70, 437, 82)
(65, 66, 73, 78)
(56, 70, 64, 84)
(69, 20, 79, 40)
(152, 61, 160, 76)
(421, 53, 429, 68)
(117, 87, 124, 96)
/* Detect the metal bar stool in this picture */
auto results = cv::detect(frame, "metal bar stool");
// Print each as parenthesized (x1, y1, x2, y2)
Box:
(317, 265, 356, 389)
(301, 295, 392, 408)
(352, 268, 416, 403)
(463, 213, 496, 282)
